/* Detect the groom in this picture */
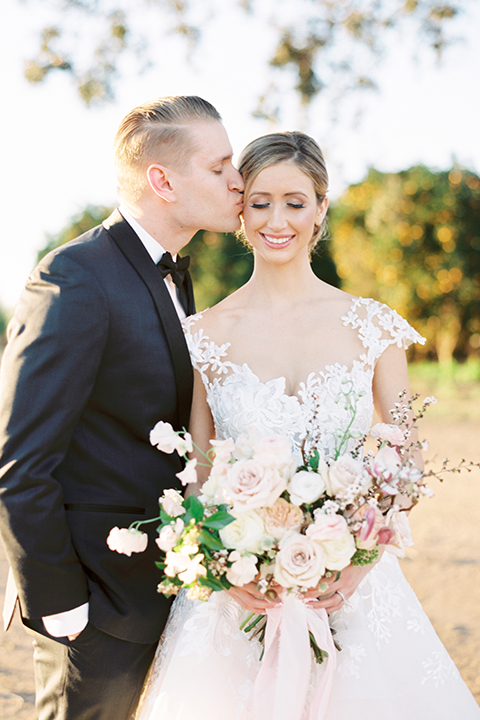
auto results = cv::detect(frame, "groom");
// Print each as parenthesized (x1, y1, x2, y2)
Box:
(0, 96, 244, 719)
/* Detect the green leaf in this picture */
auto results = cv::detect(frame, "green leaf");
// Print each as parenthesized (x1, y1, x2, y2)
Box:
(203, 510, 235, 530)
(309, 450, 320, 472)
(198, 528, 224, 551)
(201, 575, 230, 592)
(183, 494, 204, 523)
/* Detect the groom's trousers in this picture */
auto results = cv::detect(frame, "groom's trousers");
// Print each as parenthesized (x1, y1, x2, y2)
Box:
(24, 621, 157, 720)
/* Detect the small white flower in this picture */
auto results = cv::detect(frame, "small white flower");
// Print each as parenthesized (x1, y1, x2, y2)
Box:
(176, 458, 198, 486)
(156, 518, 184, 552)
(107, 527, 148, 556)
(150, 421, 180, 453)
(226, 551, 258, 586)
(159, 489, 186, 517)
(423, 396, 437, 406)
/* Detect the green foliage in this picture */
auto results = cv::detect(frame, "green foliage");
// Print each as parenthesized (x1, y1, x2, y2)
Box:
(329, 165, 480, 362)
(37, 205, 114, 263)
(0, 305, 8, 347)
(19, 0, 462, 112)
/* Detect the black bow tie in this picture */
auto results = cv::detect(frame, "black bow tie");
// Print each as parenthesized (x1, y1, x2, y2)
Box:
(156, 252, 190, 289)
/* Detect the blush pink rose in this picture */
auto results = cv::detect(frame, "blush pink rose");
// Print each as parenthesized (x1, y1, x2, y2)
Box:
(274, 533, 326, 589)
(222, 459, 287, 512)
(306, 512, 348, 542)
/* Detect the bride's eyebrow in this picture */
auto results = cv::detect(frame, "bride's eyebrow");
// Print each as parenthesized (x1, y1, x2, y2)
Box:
(248, 191, 309, 198)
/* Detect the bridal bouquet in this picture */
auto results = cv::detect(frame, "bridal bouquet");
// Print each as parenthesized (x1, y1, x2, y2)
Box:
(107, 389, 465, 609)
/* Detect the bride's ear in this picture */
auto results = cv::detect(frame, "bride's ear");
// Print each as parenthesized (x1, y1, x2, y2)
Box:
(147, 165, 176, 203)
(315, 196, 329, 225)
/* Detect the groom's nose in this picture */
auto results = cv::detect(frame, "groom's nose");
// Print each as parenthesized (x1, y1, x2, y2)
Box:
(229, 167, 244, 193)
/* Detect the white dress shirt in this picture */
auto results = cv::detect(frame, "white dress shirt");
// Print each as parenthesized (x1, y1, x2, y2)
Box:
(42, 206, 188, 638)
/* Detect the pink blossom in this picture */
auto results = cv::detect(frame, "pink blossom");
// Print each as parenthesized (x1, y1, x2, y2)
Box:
(107, 527, 148, 556)
(370, 423, 405, 446)
(369, 446, 402, 487)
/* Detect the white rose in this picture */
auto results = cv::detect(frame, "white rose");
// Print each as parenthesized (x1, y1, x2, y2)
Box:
(274, 533, 326, 589)
(226, 551, 258, 586)
(176, 459, 198, 486)
(222, 459, 287, 512)
(107, 527, 148, 556)
(325, 455, 369, 497)
(321, 531, 356, 571)
(219, 510, 268, 553)
(288, 470, 326, 506)
(159, 489, 186, 517)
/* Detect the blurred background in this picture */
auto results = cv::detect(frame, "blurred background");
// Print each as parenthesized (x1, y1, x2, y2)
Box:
(0, 0, 479, 715)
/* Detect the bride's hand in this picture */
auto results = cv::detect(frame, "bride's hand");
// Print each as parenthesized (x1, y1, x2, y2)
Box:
(304, 548, 385, 613)
(226, 582, 281, 614)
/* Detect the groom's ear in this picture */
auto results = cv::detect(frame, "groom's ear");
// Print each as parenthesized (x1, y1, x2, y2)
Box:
(147, 164, 176, 203)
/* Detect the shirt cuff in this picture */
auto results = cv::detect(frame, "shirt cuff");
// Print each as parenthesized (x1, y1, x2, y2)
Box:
(42, 602, 89, 637)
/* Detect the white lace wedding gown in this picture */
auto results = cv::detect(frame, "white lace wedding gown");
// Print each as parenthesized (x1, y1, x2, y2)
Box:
(137, 298, 480, 720)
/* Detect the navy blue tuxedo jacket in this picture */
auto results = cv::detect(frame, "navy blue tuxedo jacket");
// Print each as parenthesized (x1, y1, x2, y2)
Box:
(0, 210, 194, 643)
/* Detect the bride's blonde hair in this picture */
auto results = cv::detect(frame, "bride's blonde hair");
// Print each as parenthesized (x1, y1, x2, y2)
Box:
(237, 131, 329, 252)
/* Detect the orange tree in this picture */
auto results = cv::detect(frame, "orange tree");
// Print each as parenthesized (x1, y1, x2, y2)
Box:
(329, 165, 480, 362)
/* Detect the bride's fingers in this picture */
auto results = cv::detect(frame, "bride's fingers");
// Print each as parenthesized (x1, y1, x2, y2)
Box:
(226, 586, 280, 613)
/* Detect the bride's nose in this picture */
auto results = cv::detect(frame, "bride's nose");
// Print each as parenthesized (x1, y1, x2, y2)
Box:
(268, 204, 288, 231)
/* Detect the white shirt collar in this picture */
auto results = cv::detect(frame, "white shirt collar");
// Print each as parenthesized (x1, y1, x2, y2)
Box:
(119, 205, 166, 264)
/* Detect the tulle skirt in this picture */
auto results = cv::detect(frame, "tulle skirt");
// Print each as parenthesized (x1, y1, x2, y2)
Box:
(137, 553, 480, 720)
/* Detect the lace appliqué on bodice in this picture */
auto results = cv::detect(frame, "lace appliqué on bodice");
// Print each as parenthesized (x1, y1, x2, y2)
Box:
(183, 297, 425, 459)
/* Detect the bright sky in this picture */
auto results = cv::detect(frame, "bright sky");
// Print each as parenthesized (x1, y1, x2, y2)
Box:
(1, 0, 479, 310)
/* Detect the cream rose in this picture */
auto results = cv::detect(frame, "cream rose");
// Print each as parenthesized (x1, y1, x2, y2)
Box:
(219, 510, 268, 553)
(222, 459, 287, 512)
(321, 531, 356, 571)
(274, 533, 326, 589)
(325, 455, 370, 497)
(262, 498, 304, 541)
(288, 469, 326, 506)
(226, 551, 258, 586)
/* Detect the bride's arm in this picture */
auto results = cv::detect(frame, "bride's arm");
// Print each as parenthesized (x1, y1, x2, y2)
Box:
(184, 371, 215, 497)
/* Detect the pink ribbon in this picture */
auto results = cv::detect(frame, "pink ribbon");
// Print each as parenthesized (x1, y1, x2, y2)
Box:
(253, 594, 337, 720)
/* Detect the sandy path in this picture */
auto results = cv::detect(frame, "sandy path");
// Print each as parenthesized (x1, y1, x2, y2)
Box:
(0, 416, 479, 717)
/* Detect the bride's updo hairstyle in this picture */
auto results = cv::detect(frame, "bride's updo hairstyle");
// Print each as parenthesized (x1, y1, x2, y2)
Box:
(237, 131, 329, 252)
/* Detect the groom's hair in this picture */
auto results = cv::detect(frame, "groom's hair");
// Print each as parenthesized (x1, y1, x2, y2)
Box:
(114, 96, 221, 203)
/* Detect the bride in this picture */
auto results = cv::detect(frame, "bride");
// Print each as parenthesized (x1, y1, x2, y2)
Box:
(137, 131, 480, 719)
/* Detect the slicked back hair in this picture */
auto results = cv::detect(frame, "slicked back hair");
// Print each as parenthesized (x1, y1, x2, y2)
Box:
(114, 95, 222, 202)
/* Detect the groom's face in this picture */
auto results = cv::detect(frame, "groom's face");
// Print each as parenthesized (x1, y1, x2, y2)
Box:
(171, 121, 244, 234)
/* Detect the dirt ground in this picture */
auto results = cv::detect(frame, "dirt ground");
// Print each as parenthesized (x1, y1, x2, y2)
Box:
(0, 410, 479, 717)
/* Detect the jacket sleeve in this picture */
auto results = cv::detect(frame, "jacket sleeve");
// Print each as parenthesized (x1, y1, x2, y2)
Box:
(0, 251, 109, 618)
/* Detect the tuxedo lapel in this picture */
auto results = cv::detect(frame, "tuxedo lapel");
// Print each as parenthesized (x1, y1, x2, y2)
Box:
(103, 210, 193, 430)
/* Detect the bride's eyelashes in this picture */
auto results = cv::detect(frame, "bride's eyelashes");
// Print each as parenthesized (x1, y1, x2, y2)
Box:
(249, 202, 306, 209)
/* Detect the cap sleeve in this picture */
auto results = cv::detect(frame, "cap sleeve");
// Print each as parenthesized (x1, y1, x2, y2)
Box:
(342, 297, 426, 366)
(182, 312, 232, 387)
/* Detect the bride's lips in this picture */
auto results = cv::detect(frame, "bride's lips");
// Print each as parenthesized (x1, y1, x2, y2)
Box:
(261, 233, 295, 249)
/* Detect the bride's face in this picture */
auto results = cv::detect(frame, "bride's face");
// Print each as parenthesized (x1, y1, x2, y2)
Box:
(242, 161, 327, 263)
